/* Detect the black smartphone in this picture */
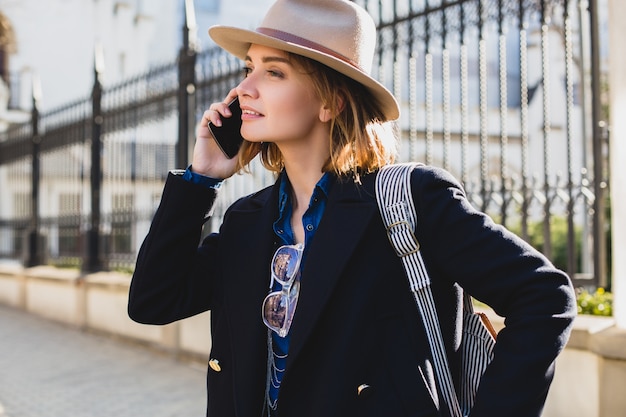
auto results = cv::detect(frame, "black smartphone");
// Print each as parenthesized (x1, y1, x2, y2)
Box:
(208, 97, 244, 159)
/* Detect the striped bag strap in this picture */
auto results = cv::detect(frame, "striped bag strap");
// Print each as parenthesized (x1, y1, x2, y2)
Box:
(375, 163, 463, 417)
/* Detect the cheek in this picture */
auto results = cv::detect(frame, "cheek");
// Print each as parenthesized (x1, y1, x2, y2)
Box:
(272, 107, 318, 139)
(274, 91, 319, 127)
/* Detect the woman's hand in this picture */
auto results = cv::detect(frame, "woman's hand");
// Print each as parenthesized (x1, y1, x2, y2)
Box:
(191, 89, 240, 179)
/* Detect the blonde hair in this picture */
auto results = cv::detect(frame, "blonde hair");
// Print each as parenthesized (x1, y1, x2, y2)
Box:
(236, 53, 397, 178)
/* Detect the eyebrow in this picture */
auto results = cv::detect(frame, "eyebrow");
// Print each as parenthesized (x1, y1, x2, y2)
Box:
(244, 55, 292, 65)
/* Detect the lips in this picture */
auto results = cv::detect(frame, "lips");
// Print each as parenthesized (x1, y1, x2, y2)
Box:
(240, 104, 263, 118)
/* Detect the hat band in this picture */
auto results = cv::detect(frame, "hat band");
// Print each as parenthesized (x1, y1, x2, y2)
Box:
(256, 27, 364, 73)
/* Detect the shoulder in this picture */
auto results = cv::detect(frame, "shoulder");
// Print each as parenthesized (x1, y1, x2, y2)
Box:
(375, 163, 469, 210)
(407, 164, 469, 209)
(374, 163, 468, 208)
(377, 162, 463, 190)
(398, 164, 482, 227)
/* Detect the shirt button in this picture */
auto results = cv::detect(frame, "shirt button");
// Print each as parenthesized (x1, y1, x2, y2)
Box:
(306, 224, 314, 231)
(277, 229, 284, 234)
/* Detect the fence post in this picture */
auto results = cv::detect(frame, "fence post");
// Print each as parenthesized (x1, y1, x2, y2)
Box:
(589, 0, 608, 288)
(84, 46, 105, 272)
(176, 0, 197, 169)
(26, 76, 43, 267)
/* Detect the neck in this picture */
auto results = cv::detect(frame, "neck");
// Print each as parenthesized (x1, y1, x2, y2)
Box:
(283, 165, 325, 246)
(281, 145, 329, 208)
(285, 164, 324, 210)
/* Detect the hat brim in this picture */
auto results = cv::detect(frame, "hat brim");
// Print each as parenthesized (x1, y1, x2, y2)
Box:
(209, 26, 400, 121)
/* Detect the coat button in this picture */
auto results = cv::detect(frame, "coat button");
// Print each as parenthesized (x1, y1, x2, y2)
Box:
(208, 359, 221, 372)
(357, 384, 372, 397)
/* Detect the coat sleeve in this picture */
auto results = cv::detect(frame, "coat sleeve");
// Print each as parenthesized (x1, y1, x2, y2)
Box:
(411, 165, 577, 417)
(128, 171, 221, 325)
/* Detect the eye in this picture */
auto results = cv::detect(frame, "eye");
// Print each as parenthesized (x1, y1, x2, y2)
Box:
(242, 66, 253, 78)
(267, 69, 284, 78)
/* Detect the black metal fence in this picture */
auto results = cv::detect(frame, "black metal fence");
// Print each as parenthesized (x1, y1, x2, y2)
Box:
(0, 0, 609, 288)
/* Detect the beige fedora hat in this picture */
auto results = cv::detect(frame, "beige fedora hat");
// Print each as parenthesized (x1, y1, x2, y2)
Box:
(208, 0, 400, 121)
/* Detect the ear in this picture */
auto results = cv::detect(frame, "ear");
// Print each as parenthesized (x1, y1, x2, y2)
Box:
(319, 95, 346, 123)
(319, 106, 333, 123)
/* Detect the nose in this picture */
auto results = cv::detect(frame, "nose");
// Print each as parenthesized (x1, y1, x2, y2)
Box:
(235, 73, 257, 99)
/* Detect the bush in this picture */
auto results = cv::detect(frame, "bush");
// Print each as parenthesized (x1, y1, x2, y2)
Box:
(577, 287, 613, 316)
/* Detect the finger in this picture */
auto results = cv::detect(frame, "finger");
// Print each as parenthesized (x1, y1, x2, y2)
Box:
(204, 93, 238, 127)
(224, 88, 239, 105)
(204, 108, 224, 127)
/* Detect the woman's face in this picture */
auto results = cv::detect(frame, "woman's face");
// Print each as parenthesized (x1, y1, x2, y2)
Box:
(236, 44, 328, 147)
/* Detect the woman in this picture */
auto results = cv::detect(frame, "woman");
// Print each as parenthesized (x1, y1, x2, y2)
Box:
(128, 1, 576, 416)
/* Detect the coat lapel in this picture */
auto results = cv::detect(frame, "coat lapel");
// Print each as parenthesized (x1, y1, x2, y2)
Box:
(286, 174, 378, 365)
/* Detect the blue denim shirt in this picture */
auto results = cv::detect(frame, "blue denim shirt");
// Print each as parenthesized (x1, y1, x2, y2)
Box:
(269, 171, 332, 408)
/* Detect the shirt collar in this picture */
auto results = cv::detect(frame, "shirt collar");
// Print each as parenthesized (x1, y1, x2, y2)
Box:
(277, 170, 334, 210)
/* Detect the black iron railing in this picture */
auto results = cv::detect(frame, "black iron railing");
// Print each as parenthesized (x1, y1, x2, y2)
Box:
(0, 0, 609, 288)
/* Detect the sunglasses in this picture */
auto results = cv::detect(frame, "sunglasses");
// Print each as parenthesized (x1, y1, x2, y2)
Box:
(262, 243, 304, 337)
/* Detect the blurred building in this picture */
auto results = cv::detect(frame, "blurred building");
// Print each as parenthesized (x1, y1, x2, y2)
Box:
(0, 0, 272, 113)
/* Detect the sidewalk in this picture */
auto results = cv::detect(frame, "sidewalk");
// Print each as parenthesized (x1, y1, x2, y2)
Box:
(0, 303, 207, 417)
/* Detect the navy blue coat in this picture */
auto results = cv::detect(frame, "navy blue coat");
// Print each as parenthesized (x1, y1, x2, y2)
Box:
(128, 165, 576, 417)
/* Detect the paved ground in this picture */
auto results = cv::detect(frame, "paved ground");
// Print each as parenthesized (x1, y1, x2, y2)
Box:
(0, 303, 207, 417)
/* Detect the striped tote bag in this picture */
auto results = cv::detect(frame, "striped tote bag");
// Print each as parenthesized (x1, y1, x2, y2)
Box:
(376, 163, 497, 417)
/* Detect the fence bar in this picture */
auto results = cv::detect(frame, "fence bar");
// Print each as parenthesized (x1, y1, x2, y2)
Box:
(478, 0, 489, 212)
(497, 0, 509, 226)
(26, 79, 43, 266)
(459, 3, 469, 186)
(176, 0, 197, 170)
(563, 0, 577, 279)
(540, 0, 553, 259)
(409, 52, 419, 162)
(518, 1, 530, 242)
(84, 50, 105, 272)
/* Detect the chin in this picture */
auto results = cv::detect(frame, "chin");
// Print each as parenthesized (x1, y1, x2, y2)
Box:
(241, 132, 266, 143)
(243, 137, 264, 144)
(241, 129, 261, 143)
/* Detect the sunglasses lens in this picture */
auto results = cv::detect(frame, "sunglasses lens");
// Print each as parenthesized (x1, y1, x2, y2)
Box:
(272, 246, 302, 284)
(262, 282, 300, 338)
